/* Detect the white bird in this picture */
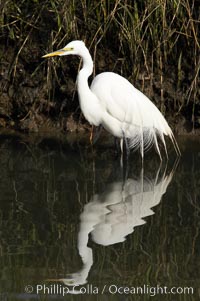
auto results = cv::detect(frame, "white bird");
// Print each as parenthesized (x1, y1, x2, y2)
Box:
(43, 40, 180, 159)
(57, 161, 176, 287)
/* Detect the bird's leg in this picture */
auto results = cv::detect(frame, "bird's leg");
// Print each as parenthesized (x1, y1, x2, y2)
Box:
(122, 132, 130, 159)
(120, 138, 124, 168)
(120, 138, 124, 154)
(125, 138, 130, 159)
(92, 125, 102, 145)
(90, 125, 102, 145)
(119, 133, 130, 168)
(114, 137, 121, 154)
(122, 155, 129, 183)
(119, 135, 129, 182)
(114, 135, 129, 164)
(89, 125, 94, 144)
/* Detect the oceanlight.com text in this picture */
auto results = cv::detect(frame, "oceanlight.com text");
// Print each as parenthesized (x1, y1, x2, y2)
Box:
(24, 283, 194, 296)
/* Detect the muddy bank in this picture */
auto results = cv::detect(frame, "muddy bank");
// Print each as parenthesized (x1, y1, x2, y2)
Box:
(0, 0, 199, 135)
(0, 42, 199, 136)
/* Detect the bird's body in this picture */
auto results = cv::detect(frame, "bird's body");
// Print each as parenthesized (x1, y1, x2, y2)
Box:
(43, 40, 180, 159)
(90, 72, 172, 150)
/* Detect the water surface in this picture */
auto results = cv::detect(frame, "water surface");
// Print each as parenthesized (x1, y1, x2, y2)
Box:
(0, 133, 199, 300)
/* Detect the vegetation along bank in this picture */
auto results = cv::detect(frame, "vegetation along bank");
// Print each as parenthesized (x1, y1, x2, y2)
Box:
(0, 0, 199, 135)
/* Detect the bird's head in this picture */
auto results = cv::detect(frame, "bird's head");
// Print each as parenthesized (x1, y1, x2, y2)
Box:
(42, 40, 87, 58)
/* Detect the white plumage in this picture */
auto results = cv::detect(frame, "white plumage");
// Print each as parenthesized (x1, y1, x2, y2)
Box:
(60, 162, 175, 286)
(43, 40, 180, 159)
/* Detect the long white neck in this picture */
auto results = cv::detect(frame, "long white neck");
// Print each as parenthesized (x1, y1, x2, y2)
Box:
(76, 47, 102, 126)
(77, 47, 93, 90)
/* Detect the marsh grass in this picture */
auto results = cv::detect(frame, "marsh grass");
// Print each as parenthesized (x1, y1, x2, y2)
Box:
(0, 0, 199, 129)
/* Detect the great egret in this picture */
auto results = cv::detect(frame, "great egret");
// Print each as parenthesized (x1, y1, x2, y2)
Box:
(53, 162, 175, 287)
(43, 40, 180, 159)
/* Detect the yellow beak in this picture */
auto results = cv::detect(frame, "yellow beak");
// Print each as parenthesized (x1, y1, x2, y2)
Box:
(42, 47, 73, 58)
(42, 49, 65, 58)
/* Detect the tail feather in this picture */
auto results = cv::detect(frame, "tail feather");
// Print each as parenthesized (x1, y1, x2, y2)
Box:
(153, 130, 162, 160)
(140, 127, 144, 159)
(127, 125, 180, 160)
(170, 131, 181, 156)
(157, 130, 168, 159)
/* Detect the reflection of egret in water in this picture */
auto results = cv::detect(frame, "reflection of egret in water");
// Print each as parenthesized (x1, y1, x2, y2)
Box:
(58, 162, 177, 288)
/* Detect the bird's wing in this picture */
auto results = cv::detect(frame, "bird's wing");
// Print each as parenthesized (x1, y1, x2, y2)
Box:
(91, 72, 168, 130)
(91, 72, 179, 157)
(91, 72, 136, 125)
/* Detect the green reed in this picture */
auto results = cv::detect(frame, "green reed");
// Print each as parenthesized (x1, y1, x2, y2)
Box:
(1, 0, 199, 128)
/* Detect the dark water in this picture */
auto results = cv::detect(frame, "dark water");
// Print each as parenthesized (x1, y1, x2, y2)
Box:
(0, 133, 199, 300)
